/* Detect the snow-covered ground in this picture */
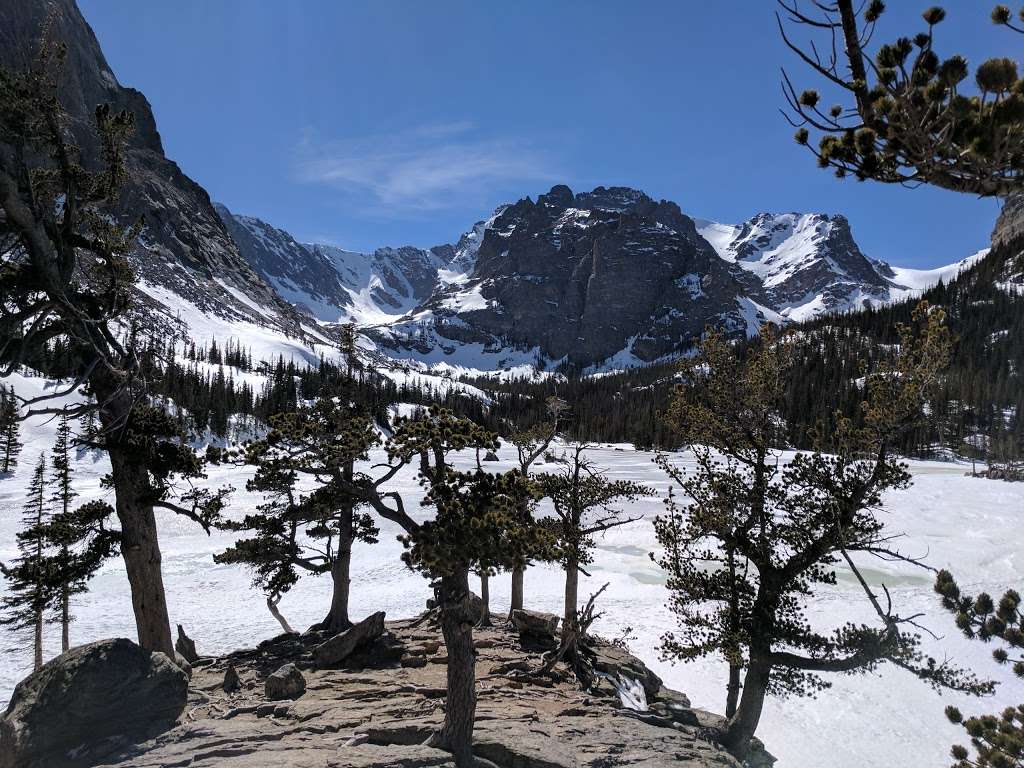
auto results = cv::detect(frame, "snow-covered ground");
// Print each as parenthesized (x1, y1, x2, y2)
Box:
(1, 375, 1023, 767)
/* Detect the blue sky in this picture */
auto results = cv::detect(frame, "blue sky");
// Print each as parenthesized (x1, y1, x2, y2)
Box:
(79, 1, 1010, 266)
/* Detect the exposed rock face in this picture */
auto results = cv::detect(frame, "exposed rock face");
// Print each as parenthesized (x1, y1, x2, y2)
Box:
(92, 619, 760, 768)
(378, 185, 755, 369)
(313, 611, 386, 668)
(0, 638, 187, 768)
(217, 203, 455, 324)
(0, 0, 306, 340)
(367, 185, 957, 370)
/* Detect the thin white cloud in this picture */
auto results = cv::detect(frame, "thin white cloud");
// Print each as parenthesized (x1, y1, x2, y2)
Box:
(293, 122, 556, 215)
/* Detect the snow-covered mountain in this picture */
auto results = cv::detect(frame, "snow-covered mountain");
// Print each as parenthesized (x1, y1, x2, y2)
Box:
(216, 203, 463, 325)
(695, 212, 984, 322)
(214, 186, 984, 373)
(5, 0, 977, 374)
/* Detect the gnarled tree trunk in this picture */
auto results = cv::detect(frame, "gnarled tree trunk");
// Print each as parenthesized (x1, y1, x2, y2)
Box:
(321, 506, 354, 634)
(563, 554, 579, 638)
(267, 594, 296, 634)
(109, 443, 174, 657)
(723, 655, 770, 759)
(60, 580, 69, 652)
(433, 569, 477, 768)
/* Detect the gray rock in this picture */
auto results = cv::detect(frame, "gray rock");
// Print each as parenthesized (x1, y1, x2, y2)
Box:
(589, 638, 665, 701)
(510, 609, 560, 639)
(264, 663, 305, 701)
(313, 611, 386, 668)
(0, 638, 187, 768)
(482, 451, 500, 462)
(172, 652, 193, 679)
(174, 624, 199, 663)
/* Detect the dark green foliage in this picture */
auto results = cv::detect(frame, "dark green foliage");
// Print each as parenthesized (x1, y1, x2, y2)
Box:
(779, 1, 1024, 196)
(401, 467, 554, 580)
(101, 404, 229, 533)
(0, 455, 49, 640)
(0, 384, 20, 472)
(937, 571, 1024, 767)
(540, 444, 653, 581)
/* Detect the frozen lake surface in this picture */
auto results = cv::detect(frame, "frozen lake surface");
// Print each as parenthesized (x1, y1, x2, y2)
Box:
(2, 373, 1023, 767)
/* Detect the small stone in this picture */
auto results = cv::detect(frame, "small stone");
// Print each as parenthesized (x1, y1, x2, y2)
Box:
(265, 663, 306, 701)
(482, 451, 500, 462)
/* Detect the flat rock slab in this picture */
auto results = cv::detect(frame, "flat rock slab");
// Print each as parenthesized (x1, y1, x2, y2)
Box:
(92, 620, 759, 768)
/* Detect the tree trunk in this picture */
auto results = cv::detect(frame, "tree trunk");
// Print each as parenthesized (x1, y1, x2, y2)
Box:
(722, 657, 771, 759)
(434, 569, 477, 768)
(478, 572, 491, 627)
(267, 595, 297, 634)
(61, 580, 69, 653)
(510, 566, 524, 614)
(563, 555, 579, 638)
(107, 444, 174, 657)
(725, 663, 741, 718)
(33, 608, 42, 671)
(321, 507, 354, 634)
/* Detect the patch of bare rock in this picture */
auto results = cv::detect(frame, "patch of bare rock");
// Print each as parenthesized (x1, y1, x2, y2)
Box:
(10, 614, 775, 768)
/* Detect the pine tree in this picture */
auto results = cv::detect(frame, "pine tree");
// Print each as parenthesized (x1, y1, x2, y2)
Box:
(217, 392, 378, 633)
(0, 384, 22, 473)
(540, 444, 652, 633)
(0, 24, 227, 657)
(538, 443, 653, 684)
(654, 308, 991, 760)
(1, 454, 50, 671)
(49, 414, 77, 651)
(320, 406, 555, 766)
(505, 396, 568, 614)
(779, 1, 1024, 197)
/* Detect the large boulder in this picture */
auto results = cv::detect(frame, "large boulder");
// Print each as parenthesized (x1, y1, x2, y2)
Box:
(510, 609, 560, 639)
(313, 611, 386, 668)
(265, 663, 306, 701)
(0, 638, 188, 768)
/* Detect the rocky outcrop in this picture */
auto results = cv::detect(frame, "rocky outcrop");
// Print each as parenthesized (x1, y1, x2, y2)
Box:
(91, 619, 762, 768)
(0, 638, 188, 768)
(376, 185, 755, 369)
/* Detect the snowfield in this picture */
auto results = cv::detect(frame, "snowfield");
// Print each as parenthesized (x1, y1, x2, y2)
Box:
(1, 374, 1023, 767)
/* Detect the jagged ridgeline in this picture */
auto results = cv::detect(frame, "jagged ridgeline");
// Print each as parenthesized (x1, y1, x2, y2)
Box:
(458, 221, 1024, 459)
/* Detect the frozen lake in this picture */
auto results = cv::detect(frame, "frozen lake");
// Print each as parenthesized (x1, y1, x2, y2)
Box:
(2, 373, 1023, 767)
